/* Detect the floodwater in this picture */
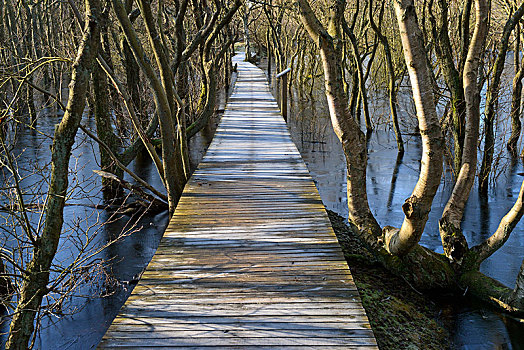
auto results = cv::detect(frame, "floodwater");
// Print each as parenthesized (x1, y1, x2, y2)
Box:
(0, 102, 221, 348)
(267, 64, 524, 348)
(0, 52, 522, 349)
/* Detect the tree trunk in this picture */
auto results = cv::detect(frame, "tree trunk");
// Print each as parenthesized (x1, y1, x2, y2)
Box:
(137, 0, 186, 203)
(189, 60, 218, 138)
(368, 0, 403, 153)
(93, 60, 122, 199)
(244, 4, 251, 62)
(295, 0, 524, 318)
(93, 12, 123, 199)
(471, 178, 524, 263)
(112, 0, 183, 213)
(439, 0, 488, 263)
(431, 0, 467, 175)
(510, 259, 524, 309)
(120, 0, 144, 128)
(386, 0, 444, 256)
(21, 0, 37, 125)
(343, 22, 372, 134)
(479, 3, 524, 194)
(0, 258, 12, 302)
(507, 24, 523, 158)
(5, 0, 101, 346)
(267, 25, 272, 83)
(297, 0, 381, 242)
(459, 0, 473, 74)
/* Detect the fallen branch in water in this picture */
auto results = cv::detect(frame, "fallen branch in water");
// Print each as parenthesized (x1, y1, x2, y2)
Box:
(80, 125, 168, 202)
(93, 170, 168, 213)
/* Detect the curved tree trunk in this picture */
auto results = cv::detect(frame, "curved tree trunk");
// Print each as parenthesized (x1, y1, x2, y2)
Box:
(297, 0, 381, 242)
(439, 0, 488, 263)
(471, 178, 524, 263)
(386, 0, 444, 256)
(431, 0, 467, 175)
(93, 18, 123, 199)
(507, 23, 524, 158)
(137, 0, 186, 202)
(187, 60, 218, 138)
(112, 0, 184, 213)
(368, 0, 404, 153)
(121, 0, 144, 128)
(295, 0, 524, 318)
(343, 21, 372, 134)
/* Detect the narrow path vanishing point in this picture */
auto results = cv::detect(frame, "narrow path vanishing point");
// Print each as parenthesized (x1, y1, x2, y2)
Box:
(99, 53, 377, 349)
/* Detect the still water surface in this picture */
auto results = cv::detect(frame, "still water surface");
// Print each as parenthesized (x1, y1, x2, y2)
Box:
(0, 55, 523, 348)
(0, 108, 219, 348)
(282, 75, 524, 349)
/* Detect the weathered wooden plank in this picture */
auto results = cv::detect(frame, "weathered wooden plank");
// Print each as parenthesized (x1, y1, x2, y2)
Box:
(102, 328, 375, 338)
(144, 261, 351, 269)
(140, 269, 353, 276)
(98, 346, 378, 350)
(99, 336, 377, 347)
(99, 54, 375, 349)
(130, 287, 359, 296)
(138, 273, 353, 282)
(108, 319, 371, 329)
(156, 241, 342, 248)
(99, 338, 377, 347)
(116, 307, 370, 318)
(125, 296, 364, 304)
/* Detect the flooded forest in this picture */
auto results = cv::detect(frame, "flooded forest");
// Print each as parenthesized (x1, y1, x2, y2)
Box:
(1, 0, 524, 348)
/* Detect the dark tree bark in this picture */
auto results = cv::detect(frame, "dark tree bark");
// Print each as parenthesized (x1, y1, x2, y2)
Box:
(507, 23, 524, 158)
(121, 0, 144, 127)
(342, 19, 372, 134)
(430, 0, 467, 175)
(479, 3, 524, 194)
(5, 0, 102, 347)
(368, 0, 404, 153)
(112, 0, 182, 212)
(93, 8, 123, 199)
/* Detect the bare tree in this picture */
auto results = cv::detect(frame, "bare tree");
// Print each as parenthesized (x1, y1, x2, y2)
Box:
(5, 0, 102, 346)
(296, 0, 524, 317)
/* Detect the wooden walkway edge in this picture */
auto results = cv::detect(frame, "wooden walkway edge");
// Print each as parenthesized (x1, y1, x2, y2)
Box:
(99, 53, 377, 349)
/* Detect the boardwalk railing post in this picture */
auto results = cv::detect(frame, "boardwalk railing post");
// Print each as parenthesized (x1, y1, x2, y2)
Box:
(276, 68, 291, 122)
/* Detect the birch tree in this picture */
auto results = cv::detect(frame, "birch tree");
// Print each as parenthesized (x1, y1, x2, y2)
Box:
(296, 0, 524, 317)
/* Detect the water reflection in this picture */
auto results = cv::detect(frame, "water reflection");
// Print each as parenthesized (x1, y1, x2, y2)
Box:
(0, 102, 219, 348)
(279, 71, 524, 348)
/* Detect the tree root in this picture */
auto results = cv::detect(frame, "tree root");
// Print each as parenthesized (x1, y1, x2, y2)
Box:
(460, 270, 524, 317)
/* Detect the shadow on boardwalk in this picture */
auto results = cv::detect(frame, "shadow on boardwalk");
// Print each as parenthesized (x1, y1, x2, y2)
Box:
(98, 53, 377, 349)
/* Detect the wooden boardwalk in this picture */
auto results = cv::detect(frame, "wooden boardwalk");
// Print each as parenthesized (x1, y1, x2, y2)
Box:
(99, 55, 377, 349)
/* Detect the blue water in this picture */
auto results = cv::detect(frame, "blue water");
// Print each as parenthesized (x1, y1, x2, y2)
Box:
(285, 83, 524, 350)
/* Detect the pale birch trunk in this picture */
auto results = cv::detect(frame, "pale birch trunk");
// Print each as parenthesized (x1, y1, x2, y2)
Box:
(385, 0, 444, 256)
(297, 0, 381, 242)
(439, 0, 488, 262)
